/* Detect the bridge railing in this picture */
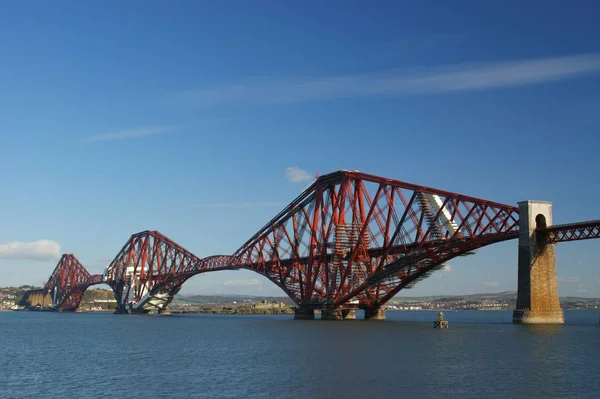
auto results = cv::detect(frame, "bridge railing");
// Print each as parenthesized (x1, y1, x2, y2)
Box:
(537, 220, 600, 244)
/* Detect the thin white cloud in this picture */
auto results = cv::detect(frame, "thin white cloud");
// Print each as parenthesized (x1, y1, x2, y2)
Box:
(285, 167, 312, 183)
(483, 280, 501, 288)
(193, 202, 285, 208)
(0, 240, 61, 261)
(441, 264, 453, 273)
(223, 279, 262, 288)
(173, 53, 600, 105)
(84, 125, 175, 142)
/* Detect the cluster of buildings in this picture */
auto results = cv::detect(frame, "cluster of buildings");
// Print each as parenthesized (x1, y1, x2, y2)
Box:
(386, 294, 599, 311)
(0, 286, 29, 310)
(78, 290, 117, 311)
(0, 286, 118, 312)
(170, 298, 294, 314)
(386, 304, 424, 310)
(0, 293, 19, 310)
(386, 298, 512, 311)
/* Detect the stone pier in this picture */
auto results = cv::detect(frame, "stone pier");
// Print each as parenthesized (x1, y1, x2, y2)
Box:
(513, 201, 564, 324)
(321, 308, 344, 320)
(114, 305, 130, 314)
(364, 307, 386, 320)
(294, 307, 315, 320)
(342, 309, 356, 320)
(22, 290, 52, 308)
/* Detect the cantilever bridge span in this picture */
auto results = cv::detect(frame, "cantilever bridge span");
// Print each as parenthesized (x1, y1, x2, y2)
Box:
(20, 254, 103, 311)
(20, 170, 600, 322)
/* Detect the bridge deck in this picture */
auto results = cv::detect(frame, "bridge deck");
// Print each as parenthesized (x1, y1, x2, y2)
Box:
(537, 220, 600, 243)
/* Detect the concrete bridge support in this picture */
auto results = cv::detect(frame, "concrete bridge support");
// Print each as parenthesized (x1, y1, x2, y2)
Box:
(320, 308, 358, 320)
(294, 307, 315, 320)
(114, 305, 130, 314)
(321, 308, 344, 320)
(296, 307, 357, 320)
(513, 201, 564, 324)
(342, 309, 356, 320)
(364, 307, 386, 320)
(23, 291, 52, 308)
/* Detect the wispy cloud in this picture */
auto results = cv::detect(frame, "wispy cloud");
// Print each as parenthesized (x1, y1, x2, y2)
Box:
(433, 264, 453, 278)
(0, 240, 61, 261)
(441, 264, 453, 273)
(285, 167, 313, 183)
(174, 53, 600, 105)
(84, 125, 175, 142)
(193, 202, 285, 208)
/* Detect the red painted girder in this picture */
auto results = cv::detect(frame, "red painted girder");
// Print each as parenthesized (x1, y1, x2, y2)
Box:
(42, 254, 101, 310)
(238, 240, 502, 270)
(104, 230, 241, 308)
(336, 230, 519, 307)
(231, 170, 520, 308)
(235, 170, 519, 253)
(537, 220, 600, 244)
(45, 254, 93, 291)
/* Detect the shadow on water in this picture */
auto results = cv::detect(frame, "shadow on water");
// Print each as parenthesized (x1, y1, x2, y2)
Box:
(522, 324, 564, 335)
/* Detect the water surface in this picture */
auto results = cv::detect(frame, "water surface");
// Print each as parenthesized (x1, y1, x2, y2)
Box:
(1, 310, 599, 398)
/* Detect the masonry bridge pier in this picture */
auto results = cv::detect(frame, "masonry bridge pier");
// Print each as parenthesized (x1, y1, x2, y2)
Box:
(513, 201, 563, 324)
(20, 170, 600, 324)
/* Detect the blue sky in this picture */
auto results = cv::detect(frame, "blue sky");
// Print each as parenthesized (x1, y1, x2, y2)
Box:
(1, 1, 600, 298)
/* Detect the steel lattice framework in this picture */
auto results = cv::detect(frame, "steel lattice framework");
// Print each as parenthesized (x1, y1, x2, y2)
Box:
(44, 254, 102, 311)
(537, 220, 600, 244)
(20, 171, 600, 316)
(103, 230, 236, 313)
(232, 170, 520, 312)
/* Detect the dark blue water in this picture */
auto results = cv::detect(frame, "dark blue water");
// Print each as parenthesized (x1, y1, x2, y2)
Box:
(1, 310, 599, 399)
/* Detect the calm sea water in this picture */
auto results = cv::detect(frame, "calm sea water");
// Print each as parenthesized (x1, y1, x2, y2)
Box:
(1, 310, 599, 399)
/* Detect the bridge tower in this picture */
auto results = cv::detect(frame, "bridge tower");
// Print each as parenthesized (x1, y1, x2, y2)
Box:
(513, 201, 564, 324)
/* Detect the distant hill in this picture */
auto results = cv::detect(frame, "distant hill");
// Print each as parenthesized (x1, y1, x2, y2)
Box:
(175, 293, 295, 306)
(174, 291, 598, 308)
(175, 292, 521, 304)
(392, 291, 519, 303)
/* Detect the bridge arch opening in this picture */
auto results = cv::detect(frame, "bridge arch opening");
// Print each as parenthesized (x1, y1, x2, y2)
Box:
(180, 270, 292, 298)
(79, 284, 118, 312)
(536, 214, 547, 229)
(169, 270, 295, 315)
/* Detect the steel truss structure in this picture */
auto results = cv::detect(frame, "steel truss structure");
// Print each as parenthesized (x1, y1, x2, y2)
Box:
(231, 170, 520, 312)
(537, 220, 600, 244)
(44, 254, 102, 311)
(103, 230, 235, 313)
(22, 171, 600, 315)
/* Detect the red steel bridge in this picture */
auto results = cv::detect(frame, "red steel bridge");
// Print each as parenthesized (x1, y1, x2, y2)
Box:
(20, 170, 600, 320)
(20, 254, 103, 312)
